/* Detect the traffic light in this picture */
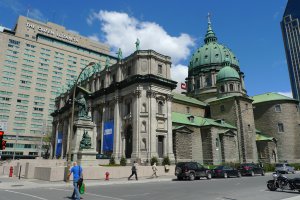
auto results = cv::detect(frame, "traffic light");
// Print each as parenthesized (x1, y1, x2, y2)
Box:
(0, 131, 4, 150)
(1, 140, 6, 150)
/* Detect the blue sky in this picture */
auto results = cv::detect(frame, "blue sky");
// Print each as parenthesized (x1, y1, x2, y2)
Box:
(0, 0, 290, 96)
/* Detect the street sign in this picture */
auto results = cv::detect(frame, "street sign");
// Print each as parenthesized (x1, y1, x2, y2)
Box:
(0, 121, 8, 131)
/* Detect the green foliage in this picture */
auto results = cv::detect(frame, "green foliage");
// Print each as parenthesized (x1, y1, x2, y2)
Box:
(150, 156, 159, 166)
(289, 163, 300, 170)
(162, 156, 170, 166)
(120, 156, 127, 166)
(109, 156, 116, 165)
(263, 163, 275, 172)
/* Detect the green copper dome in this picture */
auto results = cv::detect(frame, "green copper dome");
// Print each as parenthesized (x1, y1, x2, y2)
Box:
(189, 20, 239, 70)
(216, 65, 240, 82)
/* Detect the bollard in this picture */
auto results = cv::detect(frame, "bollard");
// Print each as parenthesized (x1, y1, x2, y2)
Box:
(9, 166, 13, 177)
(105, 171, 110, 180)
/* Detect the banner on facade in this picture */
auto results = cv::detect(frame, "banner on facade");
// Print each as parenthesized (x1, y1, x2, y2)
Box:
(103, 121, 114, 152)
(56, 132, 63, 158)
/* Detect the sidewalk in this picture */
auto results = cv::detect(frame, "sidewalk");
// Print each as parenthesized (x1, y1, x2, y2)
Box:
(0, 175, 174, 190)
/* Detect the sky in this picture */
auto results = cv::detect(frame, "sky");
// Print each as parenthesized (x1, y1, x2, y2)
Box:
(0, 0, 291, 97)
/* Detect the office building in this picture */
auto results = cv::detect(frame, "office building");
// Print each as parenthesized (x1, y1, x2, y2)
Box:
(281, 0, 300, 101)
(0, 16, 116, 157)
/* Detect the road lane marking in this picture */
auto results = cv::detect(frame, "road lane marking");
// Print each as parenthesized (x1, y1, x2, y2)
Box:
(122, 193, 150, 197)
(4, 190, 49, 200)
(49, 188, 125, 200)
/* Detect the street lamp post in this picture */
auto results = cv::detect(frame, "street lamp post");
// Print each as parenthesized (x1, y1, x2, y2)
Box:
(66, 62, 95, 165)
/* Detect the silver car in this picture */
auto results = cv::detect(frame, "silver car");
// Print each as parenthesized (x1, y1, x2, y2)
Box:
(275, 163, 295, 174)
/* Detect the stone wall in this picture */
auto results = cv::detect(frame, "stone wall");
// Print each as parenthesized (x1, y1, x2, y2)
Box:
(254, 101, 300, 163)
(172, 102, 205, 117)
(256, 141, 277, 164)
(173, 130, 192, 160)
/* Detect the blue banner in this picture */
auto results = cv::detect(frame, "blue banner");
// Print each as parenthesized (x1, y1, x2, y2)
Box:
(103, 121, 114, 152)
(56, 132, 63, 158)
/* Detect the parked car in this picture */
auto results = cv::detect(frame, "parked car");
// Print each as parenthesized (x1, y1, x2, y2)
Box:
(212, 165, 241, 178)
(275, 163, 295, 174)
(239, 163, 265, 176)
(96, 154, 110, 159)
(175, 162, 212, 181)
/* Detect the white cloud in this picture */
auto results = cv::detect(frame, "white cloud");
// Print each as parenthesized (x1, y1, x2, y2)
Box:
(88, 34, 100, 42)
(87, 10, 195, 64)
(278, 91, 293, 98)
(171, 64, 188, 92)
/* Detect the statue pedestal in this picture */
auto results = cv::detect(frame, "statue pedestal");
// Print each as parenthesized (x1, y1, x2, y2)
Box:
(71, 118, 98, 166)
(77, 150, 98, 166)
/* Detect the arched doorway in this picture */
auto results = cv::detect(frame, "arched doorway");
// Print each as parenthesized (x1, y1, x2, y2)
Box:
(125, 125, 133, 158)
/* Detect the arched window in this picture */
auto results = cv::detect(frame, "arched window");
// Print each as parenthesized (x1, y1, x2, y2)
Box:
(229, 84, 234, 91)
(158, 101, 163, 114)
(142, 103, 147, 112)
(205, 75, 211, 87)
(220, 85, 225, 93)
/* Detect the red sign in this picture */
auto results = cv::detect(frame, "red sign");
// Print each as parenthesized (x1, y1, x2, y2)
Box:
(181, 83, 187, 90)
(0, 131, 4, 136)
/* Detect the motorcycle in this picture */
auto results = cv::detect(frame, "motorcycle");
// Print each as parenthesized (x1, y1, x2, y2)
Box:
(267, 172, 300, 192)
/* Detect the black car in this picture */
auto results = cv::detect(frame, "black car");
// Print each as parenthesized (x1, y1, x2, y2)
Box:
(175, 162, 212, 181)
(239, 163, 264, 176)
(212, 165, 241, 178)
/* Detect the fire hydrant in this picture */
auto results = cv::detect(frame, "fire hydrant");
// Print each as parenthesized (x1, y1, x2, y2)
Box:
(105, 172, 110, 181)
(9, 166, 13, 177)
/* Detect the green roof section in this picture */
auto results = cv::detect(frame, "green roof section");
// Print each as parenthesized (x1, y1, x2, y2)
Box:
(172, 93, 207, 107)
(172, 112, 236, 129)
(256, 133, 276, 141)
(252, 92, 298, 104)
(216, 65, 240, 82)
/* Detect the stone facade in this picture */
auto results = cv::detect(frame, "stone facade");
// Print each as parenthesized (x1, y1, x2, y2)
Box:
(253, 100, 300, 163)
(52, 50, 177, 163)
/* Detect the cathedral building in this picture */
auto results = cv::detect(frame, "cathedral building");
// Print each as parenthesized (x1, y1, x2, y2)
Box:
(52, 19, 300, 165)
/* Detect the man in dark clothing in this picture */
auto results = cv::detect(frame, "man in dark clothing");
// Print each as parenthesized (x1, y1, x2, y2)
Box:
(128, 161, 138, 180)
(68, 162, 82, 200)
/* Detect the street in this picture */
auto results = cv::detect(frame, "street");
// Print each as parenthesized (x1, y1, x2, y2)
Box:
(0, 174, 300, 200)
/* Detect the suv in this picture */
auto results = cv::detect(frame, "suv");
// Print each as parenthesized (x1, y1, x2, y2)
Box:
(175, 162, 212, 181)
(275, 163, 295, 174)
(239, 163, 264, 176)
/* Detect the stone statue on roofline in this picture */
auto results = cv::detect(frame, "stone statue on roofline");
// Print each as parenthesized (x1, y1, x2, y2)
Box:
(117, 48, 123, 61)
(135, 38, 140, 51)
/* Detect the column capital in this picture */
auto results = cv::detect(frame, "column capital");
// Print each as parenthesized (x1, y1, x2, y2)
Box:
(133, 89, 141, 98)
(146, 90, 157, 98)
(166, 94, 173, 102)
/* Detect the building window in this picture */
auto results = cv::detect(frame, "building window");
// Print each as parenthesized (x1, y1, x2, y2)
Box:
(275, 104, 281, 112)
(220, 105, 225, 112)
(158, 64, 162, 74)
(189, 116, 194, 123)
(186, 107, 190, 114)
(296, 105, 299, 112)
(229, 84, 234, 91)
(220, 85, 225, 93)
(127, 66, 131, 76)
(205, 75, 211, 87)
(126, 102, 131, 115)
(158, 101, 163, 114)
(278, 123, 284, 133)
(196, 80, 200, 89)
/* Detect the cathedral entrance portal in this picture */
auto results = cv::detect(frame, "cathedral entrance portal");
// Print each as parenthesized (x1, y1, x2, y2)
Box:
(125, 125, 133, 158)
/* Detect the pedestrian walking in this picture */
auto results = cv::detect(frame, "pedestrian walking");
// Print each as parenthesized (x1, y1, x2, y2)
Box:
(151, 162, 158, 178)
(68, 162, 83, 200)
(128, 161, 138, 180)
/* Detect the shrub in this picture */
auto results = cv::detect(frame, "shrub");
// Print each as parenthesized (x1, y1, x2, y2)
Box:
(289, 163, 300, 170)
(150, 156, 159, 166)
(162, 156, 170, 166)
(263, 163, 275, 172)
(109, 156, 116, 165)
(120, 156, 127, 166)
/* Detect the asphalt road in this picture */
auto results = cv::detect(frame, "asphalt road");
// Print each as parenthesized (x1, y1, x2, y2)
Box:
(1, 174, 300, 200)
